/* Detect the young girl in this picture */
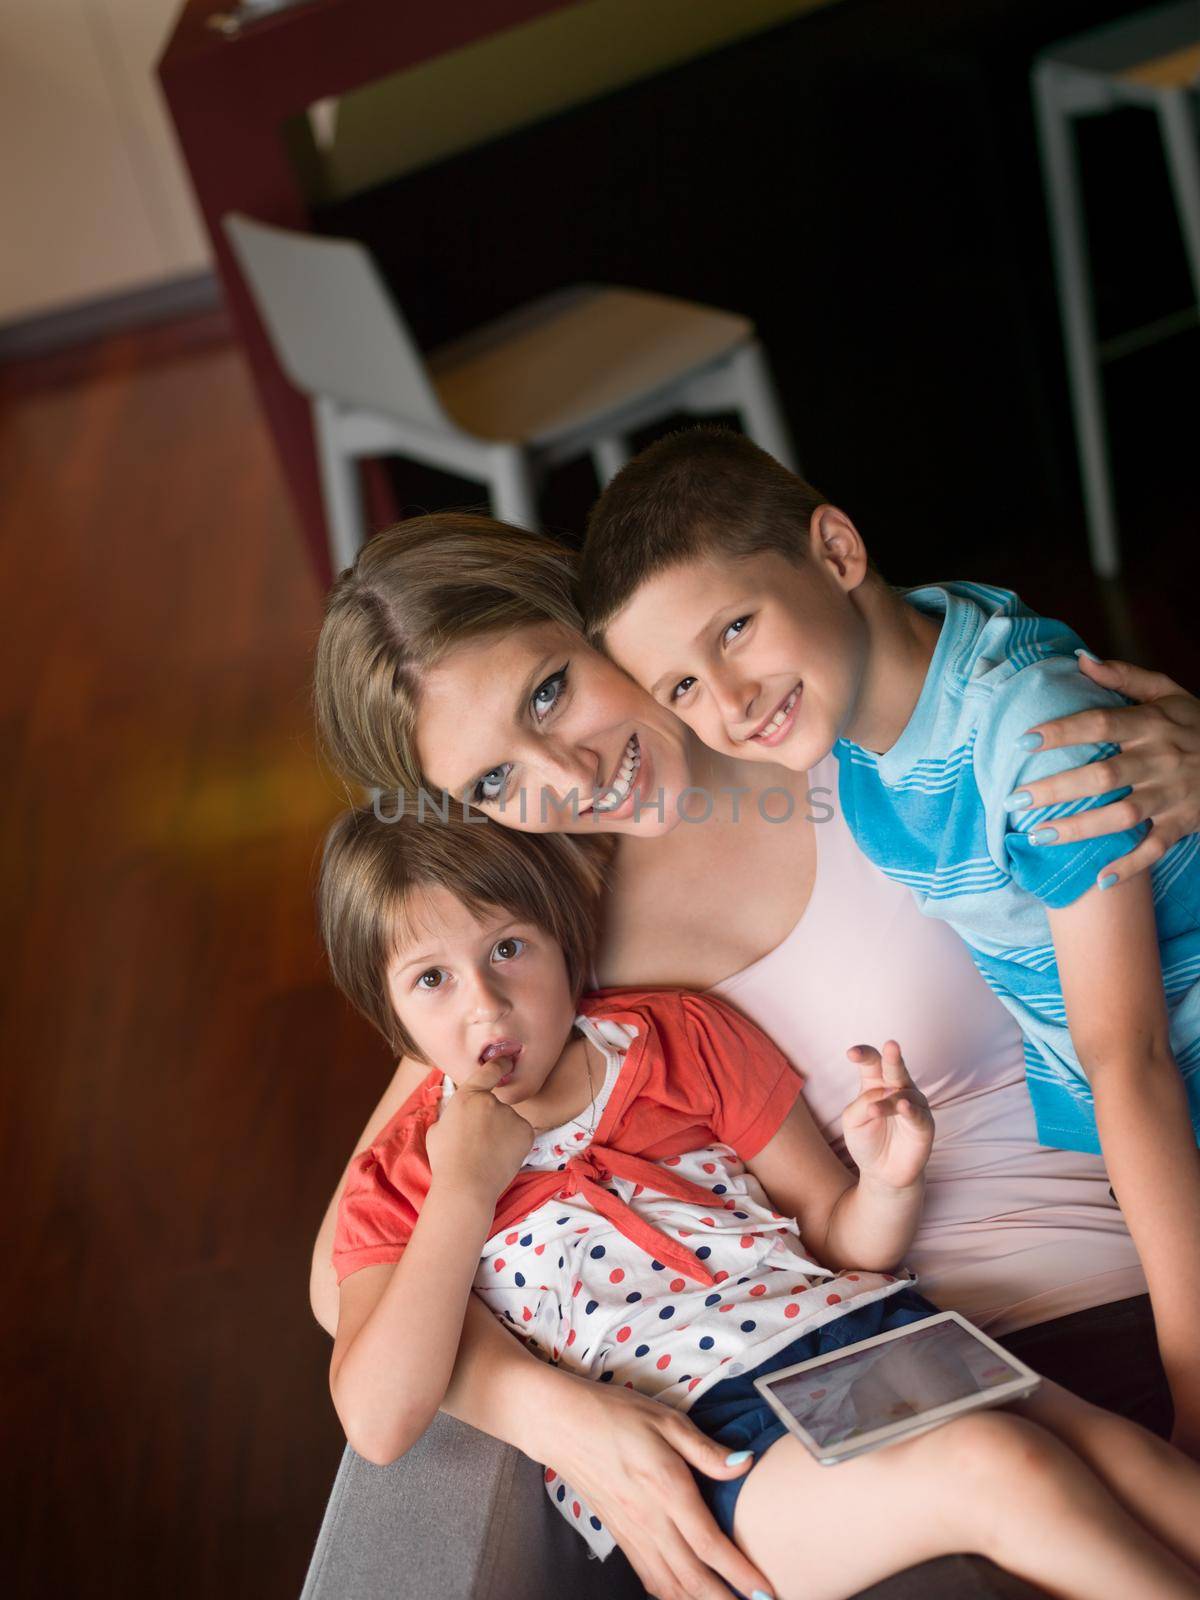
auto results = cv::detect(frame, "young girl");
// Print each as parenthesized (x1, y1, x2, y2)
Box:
(319, 801, 1200, 1600)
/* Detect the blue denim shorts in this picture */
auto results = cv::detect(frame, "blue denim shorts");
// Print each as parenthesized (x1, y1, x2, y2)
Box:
(689, 1288, 936, 1539)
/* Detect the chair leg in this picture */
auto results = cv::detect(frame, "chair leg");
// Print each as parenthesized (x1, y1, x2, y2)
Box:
(313, 397, 367, 574)
(728, 342, 798, 472)
(1157, 89, 1200, 308)
(1033, 64, 1119, 579)
(488, 447, 539, 530)
(591, 435, 630, 487)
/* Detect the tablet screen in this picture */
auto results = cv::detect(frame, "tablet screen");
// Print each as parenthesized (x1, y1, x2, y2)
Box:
(760, 1317, 1028, 1452)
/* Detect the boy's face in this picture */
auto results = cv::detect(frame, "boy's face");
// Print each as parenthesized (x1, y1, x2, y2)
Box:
(601, 515, 869, 773)
(386, 886, 577, 1105)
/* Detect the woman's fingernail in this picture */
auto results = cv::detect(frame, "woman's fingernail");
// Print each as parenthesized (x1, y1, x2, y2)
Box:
(1017, 732, 1043, 751)
(752, 1591, 774, 1600)
(1099, 872, 1119, 890)
(725, 1449, 754, 1465)
(1005, 790, 1033, 811)
(1074, 648, 1102, 663)
(1031, 827, 1058, 845)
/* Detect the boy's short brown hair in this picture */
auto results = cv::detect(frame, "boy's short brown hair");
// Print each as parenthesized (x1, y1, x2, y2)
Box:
(318, 801, 609, 1060)
(580, 427, 828, 642)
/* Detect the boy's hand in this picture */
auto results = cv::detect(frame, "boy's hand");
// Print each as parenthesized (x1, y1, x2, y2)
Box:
(426, 1059, 534, 1203)
(841, 1041, 933, 1192)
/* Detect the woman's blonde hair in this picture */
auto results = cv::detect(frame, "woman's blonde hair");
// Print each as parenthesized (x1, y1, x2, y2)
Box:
(318, 800, 608, 1060)
(314, 514, 584, 793)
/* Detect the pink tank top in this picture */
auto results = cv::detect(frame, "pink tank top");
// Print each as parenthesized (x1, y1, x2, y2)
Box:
(708, 753, 1143, 1335)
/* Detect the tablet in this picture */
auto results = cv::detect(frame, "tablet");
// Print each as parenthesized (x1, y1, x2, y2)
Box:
(753, 1310, 1040, 1465)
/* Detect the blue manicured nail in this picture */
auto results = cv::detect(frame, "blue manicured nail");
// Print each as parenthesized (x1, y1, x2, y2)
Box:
(1016, 732, 1043, 751)
(1099, 872, 1119, 890)
(1031, 827, 1058, 845)
(1074, 647, 1102, 663)
(1005, 790, 1032, 811)
(725, 1449, 754, 1465)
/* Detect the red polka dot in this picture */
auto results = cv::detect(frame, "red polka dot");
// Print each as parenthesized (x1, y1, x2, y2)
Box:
(572, 1281, 583, 1297)
(545, 1468, 556, 1483)
(688, 1377, 702, 1391)
(678, 1228, 692, 1238)
(523, 1306, 533, 1320)
(575, 1226, 589, 1234)
(573, 1132, 585, 1141)
(624, 1381, 634, 1389)
(656, 1354, 671, 1370)
(616, 1326, 632, 1343)
(609, 1267, 625, 1283)
(701, 1162, 716, 1174)
(714, 1270, 729, 1283)
(719, 1303, 735, 1313)
(505, 1232, 519, 1245)
(749, 1284, 767, 1297)
(740, 1235, 755, 1249)
(791, 1285, 807, 1295)
(572, 1501, 581, 1518)
(494, 1259, 506, 1272)
(566, 1329, 576, 1345)
(670, 1278, 686, 1293)
(633, 1184, 644, 1197)
(723, 1200, 737, 1210)
(664, 1156, 681, 1166)
(770, 1211, 782, 1220)
(700, 1217, 715, 1227)
(826, 1293, 842, 1305)
(785, 1302, 801, 1319)
(534, 1243, 545, 1255)
(847, 1273, 860, 1281)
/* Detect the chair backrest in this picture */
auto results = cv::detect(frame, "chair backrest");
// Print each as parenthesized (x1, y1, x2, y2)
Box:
(222, 213, 449, 430)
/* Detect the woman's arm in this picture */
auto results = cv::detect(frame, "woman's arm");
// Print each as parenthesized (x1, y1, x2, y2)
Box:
(1017, 656, 1200, 888)
(1049, 875, 1200, 1455)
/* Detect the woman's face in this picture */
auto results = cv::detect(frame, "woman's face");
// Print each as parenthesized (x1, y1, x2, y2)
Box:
(415, 622, 693, 835)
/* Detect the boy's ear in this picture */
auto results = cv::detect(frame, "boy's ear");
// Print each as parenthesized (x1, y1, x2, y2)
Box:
(808, 504, 870, 592)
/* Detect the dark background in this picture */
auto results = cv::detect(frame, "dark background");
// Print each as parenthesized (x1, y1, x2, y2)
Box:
(3, 1, 1196, 1596)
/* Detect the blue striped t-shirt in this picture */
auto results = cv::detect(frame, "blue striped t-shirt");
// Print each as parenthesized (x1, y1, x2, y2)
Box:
(835, 581, 1200, 1155)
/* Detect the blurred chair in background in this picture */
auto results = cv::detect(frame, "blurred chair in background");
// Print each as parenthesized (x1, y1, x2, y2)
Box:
(1033, 0, 1200, 580)
(224, 212, 796, 573)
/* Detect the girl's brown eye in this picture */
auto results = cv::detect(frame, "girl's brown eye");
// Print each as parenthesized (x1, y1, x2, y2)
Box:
(418, 970, 443, 989)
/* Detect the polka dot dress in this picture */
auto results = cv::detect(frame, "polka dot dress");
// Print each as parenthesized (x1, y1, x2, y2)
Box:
(446, 1015, 911, 1560)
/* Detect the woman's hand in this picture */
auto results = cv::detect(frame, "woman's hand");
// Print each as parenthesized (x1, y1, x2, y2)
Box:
(1018, 655, 1200, 889)
(536, 1378, 773, 1600)
(425, 1059, 533, 1201)
(841, 1041, 933, 1193)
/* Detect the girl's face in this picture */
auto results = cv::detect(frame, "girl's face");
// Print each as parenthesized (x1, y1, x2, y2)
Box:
(415, 623, 693, 835)
(386, 886, 576, 1102)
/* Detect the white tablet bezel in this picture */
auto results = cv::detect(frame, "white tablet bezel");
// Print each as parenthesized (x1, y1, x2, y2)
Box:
(752, 1309, 1041, 1465)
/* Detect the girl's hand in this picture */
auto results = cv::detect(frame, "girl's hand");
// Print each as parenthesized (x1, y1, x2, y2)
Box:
(538, 1378, 774, 1600)
(425, 1059, 533, 1201)
(841, 1041, 933, 1192)
(1019, 655, 1200, 890)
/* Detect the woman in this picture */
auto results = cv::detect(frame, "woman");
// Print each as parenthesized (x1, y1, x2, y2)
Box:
(309, 515, 1200, 1600)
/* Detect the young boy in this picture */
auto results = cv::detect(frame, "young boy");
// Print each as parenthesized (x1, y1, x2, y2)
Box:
(581, 426, 1200, 1453)
(317, 801, 1200, 1600)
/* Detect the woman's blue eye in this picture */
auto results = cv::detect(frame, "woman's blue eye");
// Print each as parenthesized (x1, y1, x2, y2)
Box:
(473, 764, 511, 805)
(492, 937, 525, 963)
(722, 616, 751, 646)
(531, 665, 568, 722)
(671, 676, 697, 703)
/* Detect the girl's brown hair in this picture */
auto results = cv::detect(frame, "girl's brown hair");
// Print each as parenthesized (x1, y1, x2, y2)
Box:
(314, 514, 584, 793)
(317, 799, 608, 1060)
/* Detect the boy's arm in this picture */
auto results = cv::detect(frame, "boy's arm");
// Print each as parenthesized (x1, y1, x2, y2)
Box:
(330, 1180, 497, 1464)
(747, 1043, 931, 1272)
(1048, 876, 1200, 1454)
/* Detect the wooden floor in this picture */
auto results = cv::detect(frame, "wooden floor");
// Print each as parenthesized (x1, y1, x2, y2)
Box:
(1, 311, 1196, 1599)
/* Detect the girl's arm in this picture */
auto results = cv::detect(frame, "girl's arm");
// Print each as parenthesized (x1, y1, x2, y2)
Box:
(748, 1043, 933, 1272)
(1016, 655, 1200, 889)
(329, 1058, 531, 1463)
(1048, 875, 1200, 1455)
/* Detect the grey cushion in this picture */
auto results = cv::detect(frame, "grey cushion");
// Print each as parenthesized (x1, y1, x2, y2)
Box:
(301, 1414, 1044, 1599)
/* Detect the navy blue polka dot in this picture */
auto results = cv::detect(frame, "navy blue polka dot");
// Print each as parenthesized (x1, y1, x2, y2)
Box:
(599, 1371, 614, 1383)
(734, 1211, 749, 1220)
(659, 1306, 675, 1320)
(651, 1260, 664, 1271)
(740, 1320, 757, 1333)
(699, 1335, 715, 1350)
(712, 1184, 727, 1195)
(557, 1217, 569, 1225)
(626, 1291, 642, 1303)
(520, 1234, 533, 1246)
(557, 1163, 565, 1171)
(590, 1516, 602, 1532)
(704, 1293, 721, 1307)
(504, 1311, 515, 1322)
(635, 1344, 650, 1358)
(589, 1245, 606, 1260)
(514, 1272, 525, 1287)
(585, 1299, 598, 1315)
(557, 1257, 564, 1268)
(695, 1246, 711, 1260)
(556, 1486, 565, 1503)
(679, 1375, 691, 1384)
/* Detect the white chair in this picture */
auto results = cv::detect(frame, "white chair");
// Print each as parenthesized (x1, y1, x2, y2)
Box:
(223, 213, 798, 573)
(1033, 1, 1200, 579)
